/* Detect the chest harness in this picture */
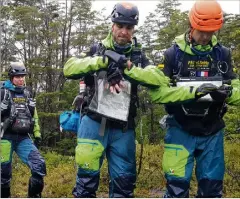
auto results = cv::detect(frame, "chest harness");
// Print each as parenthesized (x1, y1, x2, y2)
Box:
(173, 42, 230, 117)
(2, 89, 36, 135)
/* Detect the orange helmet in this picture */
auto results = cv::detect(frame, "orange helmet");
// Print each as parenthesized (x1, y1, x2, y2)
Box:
(189, 0, 223, 32)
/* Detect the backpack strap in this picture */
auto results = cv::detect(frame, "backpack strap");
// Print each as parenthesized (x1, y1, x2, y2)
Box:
(173, 43, 187, 76)
(3, 88, 10, 101)
(89, 42, 106, 56)
(23, 89, 34, 117)
(6, 90, 18, 119)
(24, 89, 31, 99)
(212, 44, 223, 61)
(1, 88, 10, 111)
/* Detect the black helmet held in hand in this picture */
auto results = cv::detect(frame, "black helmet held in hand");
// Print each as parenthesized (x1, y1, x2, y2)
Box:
(8, 62, 27, 77)
(111, 2, 139, 25)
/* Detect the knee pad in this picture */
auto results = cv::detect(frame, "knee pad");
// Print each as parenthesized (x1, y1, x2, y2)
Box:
(75, 139, 104, 171)
(28, 175, 44, 198)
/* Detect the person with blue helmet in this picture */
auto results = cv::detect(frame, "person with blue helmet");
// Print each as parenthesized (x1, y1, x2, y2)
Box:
(64, 2, 220, 197)
(0, 62, 46, 198)
(160, 0, 240, 197)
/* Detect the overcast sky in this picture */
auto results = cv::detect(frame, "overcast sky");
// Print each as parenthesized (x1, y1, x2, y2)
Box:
(92, 0, 240, 26)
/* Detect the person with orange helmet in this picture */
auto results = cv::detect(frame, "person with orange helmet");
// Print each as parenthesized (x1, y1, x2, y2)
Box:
(63, 1, 227, 197)
(161, 0, 240, 197)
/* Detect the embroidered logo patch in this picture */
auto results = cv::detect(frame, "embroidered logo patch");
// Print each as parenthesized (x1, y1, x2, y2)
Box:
(169, 168, 174, 174)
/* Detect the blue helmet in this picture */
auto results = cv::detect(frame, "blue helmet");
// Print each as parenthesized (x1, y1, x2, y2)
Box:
(111, 2, 139, 25)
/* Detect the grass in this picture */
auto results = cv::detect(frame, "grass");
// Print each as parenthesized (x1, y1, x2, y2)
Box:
(10, 140, 240, 198)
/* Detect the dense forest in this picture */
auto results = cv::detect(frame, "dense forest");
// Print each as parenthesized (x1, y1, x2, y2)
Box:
(0, 0, 239, 197)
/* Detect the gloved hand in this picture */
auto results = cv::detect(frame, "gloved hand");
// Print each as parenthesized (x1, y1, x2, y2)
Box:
(210, 84, 233, 102)
(104, 50, 128, 69)
(104, 50, 127, 87)
(34, 137, 41, 149)
(195, 83, 218, 99)
(107, 67, 124, 86)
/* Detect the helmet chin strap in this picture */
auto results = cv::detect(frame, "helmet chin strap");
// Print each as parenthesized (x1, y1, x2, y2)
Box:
(189, 27, 194, 43)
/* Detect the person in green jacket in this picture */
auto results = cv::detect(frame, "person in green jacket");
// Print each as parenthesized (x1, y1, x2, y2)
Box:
(158, 0, 240, 197)
(0, 62, 46, 198)
(63, 2, 218, 197)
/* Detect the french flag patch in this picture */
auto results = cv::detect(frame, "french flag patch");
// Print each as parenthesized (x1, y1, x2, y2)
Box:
(196, 71, 208, 77)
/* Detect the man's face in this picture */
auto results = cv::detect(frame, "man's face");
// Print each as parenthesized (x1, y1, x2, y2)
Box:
(112, 23, 134, 46)
(12, 75, 26, 87)
(192, 29, 215, 45)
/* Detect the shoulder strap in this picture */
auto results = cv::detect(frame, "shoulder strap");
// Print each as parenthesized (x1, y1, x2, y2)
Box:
(212, 44, 232, 74)
(174, 44, 187, 75)
(6, 89, 17, 118)
(3, 88, 11, 102)
(213, 43, 230, 62)
(24, 89, 30, 99)
(212, 44, 223, 62)
(90, 42, 106, 56)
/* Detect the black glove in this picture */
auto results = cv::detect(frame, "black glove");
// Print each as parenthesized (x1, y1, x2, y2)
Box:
(195, 83, 218, 99)
(107, 67, 124, 86)
(104, 50, 127, 86)
(210, 84, 232, 102)
(104, 50, 128, 69)
(34, 137, 41, 149)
